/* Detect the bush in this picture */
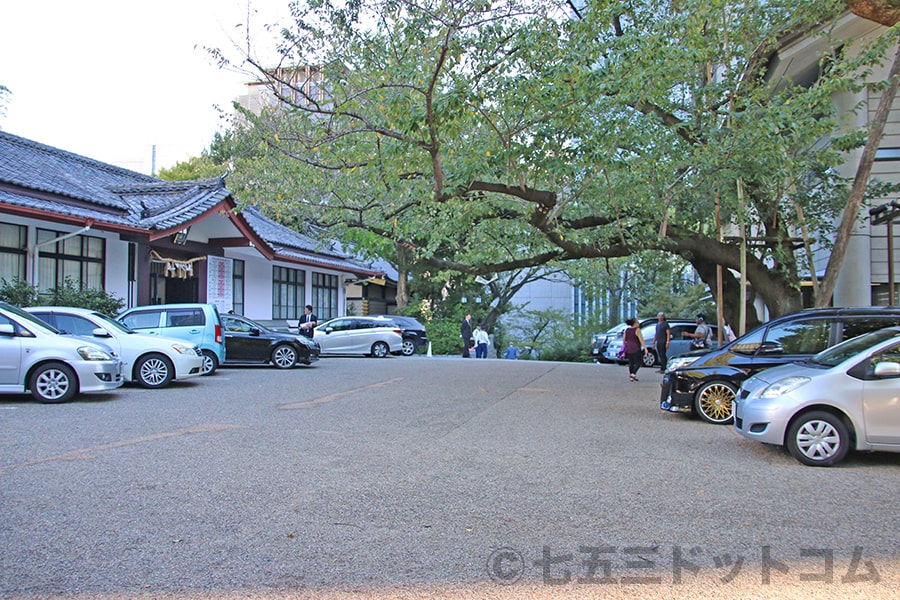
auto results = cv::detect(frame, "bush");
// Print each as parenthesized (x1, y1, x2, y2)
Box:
(0, 277, 124, 315)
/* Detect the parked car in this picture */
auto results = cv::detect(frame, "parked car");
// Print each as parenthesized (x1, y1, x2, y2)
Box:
(735, 326, 900, 466)
(604, 319, 716, 367)
(221, 314, 320, 368)
(370, 314, 429, 356)
(26, 306, 204, 389)
(0, 301, 123, 403)
(117, 303, 226, 376)
(313, 316, 404, 357)
(660, 306, 900, 424)
(589, 323, 628, 363)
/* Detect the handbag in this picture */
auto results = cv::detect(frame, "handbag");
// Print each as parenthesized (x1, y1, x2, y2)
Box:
(617, 347, 626, 360)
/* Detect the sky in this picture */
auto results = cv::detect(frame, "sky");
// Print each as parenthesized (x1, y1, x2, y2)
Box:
(0, 0, 289, 175)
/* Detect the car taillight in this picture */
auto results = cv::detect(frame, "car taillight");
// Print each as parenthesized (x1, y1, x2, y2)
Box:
(394, 329, 404, 334)
(216, 324, 223, 344)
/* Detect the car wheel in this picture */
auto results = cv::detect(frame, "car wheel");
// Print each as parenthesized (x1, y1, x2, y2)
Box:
(642, 350, 657, 368)
(786, 410, 851, 467)
(135, 353, 174, 389)
(272, 344, 298, 369)
(200, 350, 219, 376)
(29, 362, 78, 403)
(371, 341, 390, 358)
(401, 339, 416, 356)
(694, 381, 736, 424)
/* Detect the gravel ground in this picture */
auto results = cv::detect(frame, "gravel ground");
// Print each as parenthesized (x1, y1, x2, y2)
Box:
(0, 356, 897, 599)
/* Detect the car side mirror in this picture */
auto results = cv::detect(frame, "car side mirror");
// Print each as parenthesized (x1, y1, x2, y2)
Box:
(250, 327, 261, 336)
(874, 361, 900, 377)
(0, 323, 14, 336)
(325, 327, 334, 334)
(92, 327, 111, 338)
(758, 341, 784, 355)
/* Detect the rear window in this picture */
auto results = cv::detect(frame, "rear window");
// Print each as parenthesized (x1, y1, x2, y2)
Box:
(841, 316, 900, 341)
(166, 308, 205, 327)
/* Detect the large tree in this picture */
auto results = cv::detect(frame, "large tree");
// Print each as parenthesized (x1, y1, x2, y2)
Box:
(216, 0, 899, 328)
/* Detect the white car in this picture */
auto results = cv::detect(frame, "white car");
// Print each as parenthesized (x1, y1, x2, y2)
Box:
(0, 301, 123, 403)
(313, 316, 404, 357)
(27, 306, 204, 389)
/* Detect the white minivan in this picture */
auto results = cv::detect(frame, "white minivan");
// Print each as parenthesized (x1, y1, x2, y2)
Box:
(0, 301, 123, 403)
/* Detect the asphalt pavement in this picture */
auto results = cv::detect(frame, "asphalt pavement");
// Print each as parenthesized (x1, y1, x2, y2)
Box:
(0, 356, 897, 599)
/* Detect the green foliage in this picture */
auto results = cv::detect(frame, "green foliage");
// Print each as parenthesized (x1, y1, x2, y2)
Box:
(0, 278, 38, 307)
(205, 0, 896, 324)
(0, 278, 124, 315)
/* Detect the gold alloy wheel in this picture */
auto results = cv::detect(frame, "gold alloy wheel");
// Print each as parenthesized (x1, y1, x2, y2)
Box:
(695, 381, 736, 424)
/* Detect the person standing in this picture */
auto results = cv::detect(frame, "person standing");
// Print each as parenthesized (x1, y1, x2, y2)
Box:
(504, 341, 519, 360)
(655, 312, 671, 373)
(461, 313, 473, 357)
(623, 317, 648, 382)
(684, 313, 712, 349)
(298, 304, 317, 338)
(474, 323, 490, 358)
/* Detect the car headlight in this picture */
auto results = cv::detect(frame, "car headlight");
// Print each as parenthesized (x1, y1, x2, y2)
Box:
(77, 345, 114, 361)
(666, 356, 699, 372)
(760, 376, 811, 399)
(170, 343, 197, 355)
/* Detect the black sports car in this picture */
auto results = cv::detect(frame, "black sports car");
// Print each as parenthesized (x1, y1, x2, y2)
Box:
(221, 314, 319, 368)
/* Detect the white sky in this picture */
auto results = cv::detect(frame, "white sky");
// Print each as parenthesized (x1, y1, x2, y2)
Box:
(0, 0, 289, 174)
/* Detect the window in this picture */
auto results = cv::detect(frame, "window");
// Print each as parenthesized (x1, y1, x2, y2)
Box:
(764, 319, 831, 354)
(0, 223, 27, 283)
(36, 228, 105, 291)
(232, 259, 245, 315)
(166, 308, 205, 327)
(312, 272, 338, 321)
(120, 310, 162, 330)
(273, 266, 305, 319)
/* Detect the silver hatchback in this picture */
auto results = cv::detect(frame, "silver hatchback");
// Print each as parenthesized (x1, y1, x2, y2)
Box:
(735, 327, 900, 466)
(0, 301, 123, 403)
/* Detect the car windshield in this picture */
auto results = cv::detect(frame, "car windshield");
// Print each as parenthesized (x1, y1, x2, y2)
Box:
(89, 311, 135, 334)
(2, 302, 59, 334)
(808, 328, 900, 367)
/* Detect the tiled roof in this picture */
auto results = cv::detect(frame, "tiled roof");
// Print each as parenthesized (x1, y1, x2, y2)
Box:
(0, 130, 230, 231)
(241, 205, 380, 276)
(0, 130, 385, 276)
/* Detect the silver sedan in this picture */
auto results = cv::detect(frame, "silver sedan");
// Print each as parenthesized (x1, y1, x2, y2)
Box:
(734, 326, 900, 466)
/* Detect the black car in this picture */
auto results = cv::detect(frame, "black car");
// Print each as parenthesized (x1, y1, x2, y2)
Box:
(660, 306, 900, 424)
(371, 314, 429, 356)
(221, 314, 319, 368)
(589, 323, 628, 363)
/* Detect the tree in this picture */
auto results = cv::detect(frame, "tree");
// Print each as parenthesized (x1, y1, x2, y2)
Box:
(213, 0, 899, 328)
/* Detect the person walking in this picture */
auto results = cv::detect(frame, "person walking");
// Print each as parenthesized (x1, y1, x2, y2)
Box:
(623, 317, 648, 382)
(655, 312, 671, 373)
(461, 313, 473, 358)
(473, 323, 490, 358)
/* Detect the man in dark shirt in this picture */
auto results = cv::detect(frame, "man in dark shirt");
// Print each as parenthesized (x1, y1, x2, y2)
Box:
(461, 313, 473, 358)
(655, 312, 671, 373)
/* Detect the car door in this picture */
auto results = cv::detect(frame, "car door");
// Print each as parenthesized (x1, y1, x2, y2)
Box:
(222, 315, 266, 362)
(317, 318, 355, 353)
(0, 313, 22, 386)
(861, 342, 900, 445)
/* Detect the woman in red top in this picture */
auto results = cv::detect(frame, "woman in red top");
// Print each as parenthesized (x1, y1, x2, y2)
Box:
(623, 317, 649, 382)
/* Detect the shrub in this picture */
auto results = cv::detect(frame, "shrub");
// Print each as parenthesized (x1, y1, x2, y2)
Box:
(0, 277, 124, 315)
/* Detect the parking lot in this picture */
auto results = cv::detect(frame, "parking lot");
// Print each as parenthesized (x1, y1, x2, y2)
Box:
(1, 356, 897, 599)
